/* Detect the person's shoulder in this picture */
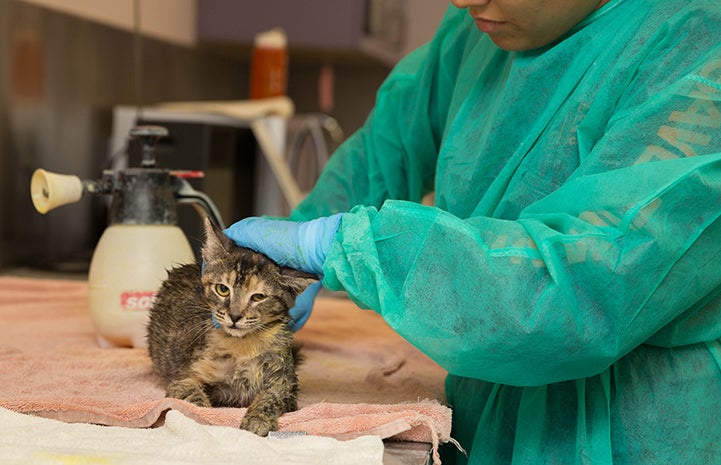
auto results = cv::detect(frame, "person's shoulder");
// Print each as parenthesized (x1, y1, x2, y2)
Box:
(649, 0, 721, 28)
(629, 0, 721, 55)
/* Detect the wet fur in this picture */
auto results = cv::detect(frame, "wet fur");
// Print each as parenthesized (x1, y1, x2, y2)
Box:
(146, 219, 316, 436)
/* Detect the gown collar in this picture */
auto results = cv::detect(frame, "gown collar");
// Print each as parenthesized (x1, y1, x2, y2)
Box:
(571, 0, 628, 32)
(516, 0, 629, 58)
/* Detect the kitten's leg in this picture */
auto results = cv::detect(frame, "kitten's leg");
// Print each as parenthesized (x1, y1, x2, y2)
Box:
(166, 378, 212, 408)
(240, 392, 284, 437)
(240, 379, 298, 436)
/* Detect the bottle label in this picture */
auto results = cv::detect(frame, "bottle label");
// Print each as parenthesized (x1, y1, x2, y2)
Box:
(120, 291, 156, 311)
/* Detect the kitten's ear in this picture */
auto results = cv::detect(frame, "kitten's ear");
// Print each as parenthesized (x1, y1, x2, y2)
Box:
(280, 268, 319, 296)
(202, 217, 233, 262)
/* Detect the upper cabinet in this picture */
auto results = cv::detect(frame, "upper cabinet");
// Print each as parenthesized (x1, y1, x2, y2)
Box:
(20, 0, 197, 46)
(197, 0, 448, 65)
(197, 0, 366, 50)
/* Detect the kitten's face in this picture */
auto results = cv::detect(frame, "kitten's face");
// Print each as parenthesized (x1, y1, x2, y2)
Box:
(200, 219, 317, 338)
(202, 252, 295, 337)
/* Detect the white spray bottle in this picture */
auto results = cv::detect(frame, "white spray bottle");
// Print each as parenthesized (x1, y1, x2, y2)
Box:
(30, 126, 225, 348)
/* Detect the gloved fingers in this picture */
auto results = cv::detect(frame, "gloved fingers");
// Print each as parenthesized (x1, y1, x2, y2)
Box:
(224, 217, 294, 261)
(288, 281, 322, 332)
(223, 214, 344, 276)
(224, 217, 306, 270)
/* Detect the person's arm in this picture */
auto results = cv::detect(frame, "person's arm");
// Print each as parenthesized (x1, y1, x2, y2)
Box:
(231, 3, 721, 386)
(322, 32, 721, 386)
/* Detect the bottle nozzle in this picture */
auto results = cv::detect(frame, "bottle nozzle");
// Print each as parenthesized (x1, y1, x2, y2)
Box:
(30, 169, 84, 214)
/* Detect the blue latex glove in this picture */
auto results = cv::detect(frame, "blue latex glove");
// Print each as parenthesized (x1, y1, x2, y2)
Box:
(288, 281, 322, 331)
(224, 213, 344, 275)
(224, 213, 344, 330)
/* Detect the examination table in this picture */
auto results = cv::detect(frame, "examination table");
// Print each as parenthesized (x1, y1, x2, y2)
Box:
(0, 276, 454, 464)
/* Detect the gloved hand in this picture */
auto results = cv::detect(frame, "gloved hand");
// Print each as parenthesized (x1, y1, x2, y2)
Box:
(223, 213, 344, 275)
(223, 213, 344, 330)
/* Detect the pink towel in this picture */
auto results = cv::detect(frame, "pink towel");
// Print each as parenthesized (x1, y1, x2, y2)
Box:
(0, 277, 453, 462)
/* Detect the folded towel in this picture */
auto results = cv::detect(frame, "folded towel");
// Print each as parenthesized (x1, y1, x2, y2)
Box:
(0, 277, 453, 463)
(0, 405, 384, 465)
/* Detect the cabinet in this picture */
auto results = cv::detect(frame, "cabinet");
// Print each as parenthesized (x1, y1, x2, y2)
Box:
(197, 0, 366, 51)
(197, 0, 448, 65)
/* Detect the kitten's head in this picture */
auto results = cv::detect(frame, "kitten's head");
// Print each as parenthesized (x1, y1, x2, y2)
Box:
(200, 218, 318, 338)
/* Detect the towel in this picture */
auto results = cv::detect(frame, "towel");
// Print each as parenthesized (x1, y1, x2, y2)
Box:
(0, 406, 384, 465)
(0, 277, 453, 462)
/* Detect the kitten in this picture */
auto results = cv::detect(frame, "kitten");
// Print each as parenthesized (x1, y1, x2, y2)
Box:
(147, 218, 317, 436)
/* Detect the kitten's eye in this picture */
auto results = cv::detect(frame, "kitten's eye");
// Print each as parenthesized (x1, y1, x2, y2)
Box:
(215, 284, 230, 297)
(250, 293, 266, 302)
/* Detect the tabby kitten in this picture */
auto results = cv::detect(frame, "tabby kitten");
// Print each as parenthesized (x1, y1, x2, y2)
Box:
(147, 218, 317, 436)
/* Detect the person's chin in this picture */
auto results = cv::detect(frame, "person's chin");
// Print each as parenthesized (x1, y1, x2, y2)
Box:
(480, 28, 551, 52)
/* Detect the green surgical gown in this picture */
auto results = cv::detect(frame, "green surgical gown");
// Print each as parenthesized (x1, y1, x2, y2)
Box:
(291, 0, 721, 463)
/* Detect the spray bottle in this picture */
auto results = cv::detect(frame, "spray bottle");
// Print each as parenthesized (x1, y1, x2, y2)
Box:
(30, 125, 224, 348)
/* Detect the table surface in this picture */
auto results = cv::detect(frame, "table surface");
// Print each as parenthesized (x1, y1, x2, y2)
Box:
(384, 441, 432, 465)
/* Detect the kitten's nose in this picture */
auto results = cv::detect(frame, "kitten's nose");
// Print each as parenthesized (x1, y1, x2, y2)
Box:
(229, 313, 243, 325)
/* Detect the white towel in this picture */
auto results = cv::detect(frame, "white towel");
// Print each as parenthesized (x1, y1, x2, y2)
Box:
(0, 406, 384, 465)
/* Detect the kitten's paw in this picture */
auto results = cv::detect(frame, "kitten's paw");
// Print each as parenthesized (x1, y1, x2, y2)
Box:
(240, 413, 277, 437)
(181, 392, 212, 408)
(167, 381, 212, 408)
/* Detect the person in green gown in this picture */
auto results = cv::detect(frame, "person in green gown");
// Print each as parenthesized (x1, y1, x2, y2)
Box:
(226, 1, 721, 463)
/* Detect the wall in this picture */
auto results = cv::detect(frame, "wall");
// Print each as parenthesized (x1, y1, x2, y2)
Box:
(0, 1, 246, 270)
(0, 0, 390, 272)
